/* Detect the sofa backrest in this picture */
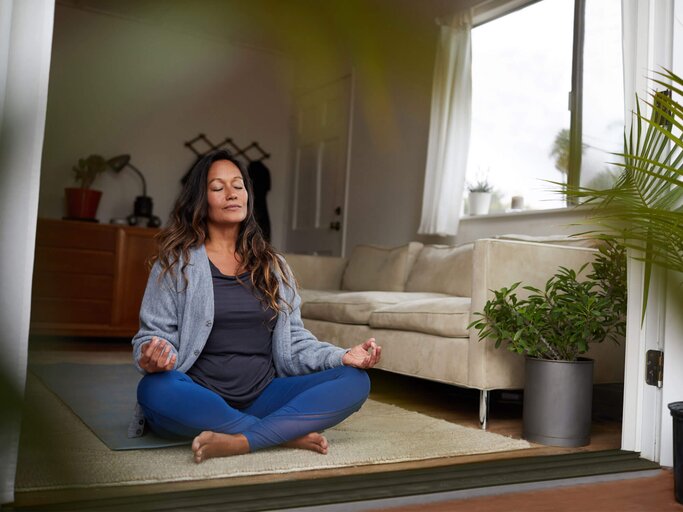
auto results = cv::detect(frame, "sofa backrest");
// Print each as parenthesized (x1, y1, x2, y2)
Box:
(341, 242, 423, 292)
(492, 233, 599, 248)
(405, 243, 474, 296)
(283, 254, 348, 290)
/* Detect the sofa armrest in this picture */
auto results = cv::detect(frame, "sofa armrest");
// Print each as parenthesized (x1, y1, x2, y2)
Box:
(283, 253, 348, 290)
(467, 239, 599, 390)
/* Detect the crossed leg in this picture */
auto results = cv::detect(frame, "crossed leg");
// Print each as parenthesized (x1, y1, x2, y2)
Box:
(137, 366, 370, 462)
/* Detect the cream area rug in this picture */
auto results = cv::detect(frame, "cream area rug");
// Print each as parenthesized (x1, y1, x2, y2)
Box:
(15, 374, 530, 491)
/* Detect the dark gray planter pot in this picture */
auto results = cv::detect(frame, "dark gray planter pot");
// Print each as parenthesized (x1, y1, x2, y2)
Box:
(523, 356, 594, 447)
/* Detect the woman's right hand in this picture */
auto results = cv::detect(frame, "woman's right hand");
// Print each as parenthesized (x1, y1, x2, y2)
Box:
(138, 336, 177, 373)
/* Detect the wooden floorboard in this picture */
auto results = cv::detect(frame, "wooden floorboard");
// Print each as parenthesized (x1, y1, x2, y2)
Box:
(13, 337, 627, 510)
(377, 469, 680, 512)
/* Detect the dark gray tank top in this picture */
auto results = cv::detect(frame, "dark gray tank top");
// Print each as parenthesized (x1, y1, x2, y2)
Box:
(186, 259, 276, 409)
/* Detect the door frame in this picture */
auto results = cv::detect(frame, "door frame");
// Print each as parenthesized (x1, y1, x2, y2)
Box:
(620, 0, 676, 464)
(339, 71, 355, 258)
(284, 72, 355, 257)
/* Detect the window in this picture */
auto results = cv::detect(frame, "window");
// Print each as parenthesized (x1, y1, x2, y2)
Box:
(465, 0, 624, 214)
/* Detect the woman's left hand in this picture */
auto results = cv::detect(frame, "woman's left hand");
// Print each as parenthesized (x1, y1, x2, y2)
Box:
(342, 338, 382, 369)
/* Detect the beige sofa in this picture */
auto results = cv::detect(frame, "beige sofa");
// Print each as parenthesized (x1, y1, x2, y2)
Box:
(284, 237, 625, 428)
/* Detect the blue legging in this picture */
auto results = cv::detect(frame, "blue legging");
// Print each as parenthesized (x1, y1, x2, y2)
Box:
(137, 366, 370, 452)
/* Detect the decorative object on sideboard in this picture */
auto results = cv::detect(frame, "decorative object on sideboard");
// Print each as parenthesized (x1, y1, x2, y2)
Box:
(467, 178, 493, 216)
(64, 154, 113, 221)
(469, 238, 627, 447)
(108, 154, 161, 228)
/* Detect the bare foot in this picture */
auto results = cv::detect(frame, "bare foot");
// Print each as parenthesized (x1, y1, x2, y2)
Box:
(283, 432, 329, 454)
(192, 431, 250, 463)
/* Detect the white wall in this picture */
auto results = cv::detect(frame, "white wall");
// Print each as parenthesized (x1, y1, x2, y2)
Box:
(344, 58, 434, 250)
(0, 0, 54, 504)
(40, 4, 292, 249)
(288, 0, 588, 252)
(284, 3, 438, 253)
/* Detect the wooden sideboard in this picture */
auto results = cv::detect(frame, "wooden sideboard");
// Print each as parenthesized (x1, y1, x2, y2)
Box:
(30, 218, 160, 337)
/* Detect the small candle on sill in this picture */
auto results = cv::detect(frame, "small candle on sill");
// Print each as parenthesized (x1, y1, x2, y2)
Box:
(511, 196, 524, 211)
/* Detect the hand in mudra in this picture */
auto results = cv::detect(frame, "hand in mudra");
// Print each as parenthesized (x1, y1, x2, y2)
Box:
(139, 336, 177, 373)
(342, 338, 382, 369)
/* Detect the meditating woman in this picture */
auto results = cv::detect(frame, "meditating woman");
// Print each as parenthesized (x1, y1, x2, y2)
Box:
(130, 149, 381, 463)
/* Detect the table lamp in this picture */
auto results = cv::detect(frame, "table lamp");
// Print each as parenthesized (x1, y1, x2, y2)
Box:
(108, 154, 161, 228)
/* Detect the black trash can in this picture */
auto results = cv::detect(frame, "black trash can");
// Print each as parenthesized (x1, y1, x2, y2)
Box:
(669, 401, 683, 504)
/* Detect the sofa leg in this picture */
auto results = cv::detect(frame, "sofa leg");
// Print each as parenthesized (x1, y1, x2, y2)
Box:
(479, 390, 490, 430)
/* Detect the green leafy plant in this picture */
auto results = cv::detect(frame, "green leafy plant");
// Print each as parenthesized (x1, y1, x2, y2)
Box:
(469, 239, 626, 361)
(72, 154, 111, 189)
(468, 179, 493, 193)
(561, 68, 683, 317)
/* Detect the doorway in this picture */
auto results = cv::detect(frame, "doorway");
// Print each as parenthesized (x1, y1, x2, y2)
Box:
(286, 75, 352, 256)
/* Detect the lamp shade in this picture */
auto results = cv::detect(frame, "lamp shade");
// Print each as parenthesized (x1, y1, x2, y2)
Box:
(108, 154, 131, 173)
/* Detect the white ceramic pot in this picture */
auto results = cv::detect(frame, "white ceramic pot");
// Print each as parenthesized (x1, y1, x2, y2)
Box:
(469, 192, 492, 215)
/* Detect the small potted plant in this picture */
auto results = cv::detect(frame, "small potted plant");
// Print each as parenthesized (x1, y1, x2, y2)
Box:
(65, 154, 112, 220)
(467, 177, 493, 215)
(469, 239, 626, 447)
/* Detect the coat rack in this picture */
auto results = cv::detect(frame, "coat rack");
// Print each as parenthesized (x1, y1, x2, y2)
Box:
(184, 133, 270, 163)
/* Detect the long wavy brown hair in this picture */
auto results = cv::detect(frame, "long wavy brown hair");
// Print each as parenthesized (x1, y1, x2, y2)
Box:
(153, 149, 293, 315)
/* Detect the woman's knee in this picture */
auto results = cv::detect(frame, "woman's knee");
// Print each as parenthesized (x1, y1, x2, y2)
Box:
(137, 370, 186, 404)
(339, 366, 371, 401)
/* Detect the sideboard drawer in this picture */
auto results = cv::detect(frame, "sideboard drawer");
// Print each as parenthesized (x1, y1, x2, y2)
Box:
(32, 272, 114, 300)
(33, 247, 116, 275)
(34, 218, 117, 251)
(31, 298, 112, 325)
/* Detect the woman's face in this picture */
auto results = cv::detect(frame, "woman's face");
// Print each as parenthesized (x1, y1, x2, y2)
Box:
(206, 160, 249, 227)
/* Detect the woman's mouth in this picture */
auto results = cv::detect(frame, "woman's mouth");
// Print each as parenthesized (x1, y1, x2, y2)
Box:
(224, 205, 241, 210)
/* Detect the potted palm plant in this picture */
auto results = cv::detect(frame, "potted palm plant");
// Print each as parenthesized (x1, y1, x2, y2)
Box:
(469, 239, 626, 447)
(562, 67, 682, 500)
(562, 68, 682, 315)
(65, 154, 112, 220)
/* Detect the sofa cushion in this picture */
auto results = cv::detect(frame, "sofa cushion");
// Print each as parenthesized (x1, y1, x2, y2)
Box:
(301, 291, 448, 325)
(284, 254, 347, 290)
(405, 244, 473, 296)
(342, 242, 423, 292)
(369, 297, 472, 337)
(297, 289, 344, 305)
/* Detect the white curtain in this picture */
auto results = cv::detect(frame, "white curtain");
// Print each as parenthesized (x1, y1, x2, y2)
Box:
(0, 0, 54, 505)
(418, 11, 472, 237)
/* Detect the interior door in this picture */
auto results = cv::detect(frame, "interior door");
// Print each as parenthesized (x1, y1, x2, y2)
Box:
(286, 76, 351, 256)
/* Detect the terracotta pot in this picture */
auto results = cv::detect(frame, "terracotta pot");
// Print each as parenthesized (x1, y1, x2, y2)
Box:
(65, 188, 102, 219)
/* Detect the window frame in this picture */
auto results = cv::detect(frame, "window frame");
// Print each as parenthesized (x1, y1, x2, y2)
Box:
(471, 0, 590, 210)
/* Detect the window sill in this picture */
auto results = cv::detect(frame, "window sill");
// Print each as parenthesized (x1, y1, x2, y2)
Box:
(459, 205, 589, 222)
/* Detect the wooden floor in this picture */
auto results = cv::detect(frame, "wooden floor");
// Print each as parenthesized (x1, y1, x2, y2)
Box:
(379, 469, 680, 512)
(15, 336, 630, 509)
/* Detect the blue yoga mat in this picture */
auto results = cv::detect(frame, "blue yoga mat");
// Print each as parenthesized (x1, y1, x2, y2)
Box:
(30, 363, 189, 451)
